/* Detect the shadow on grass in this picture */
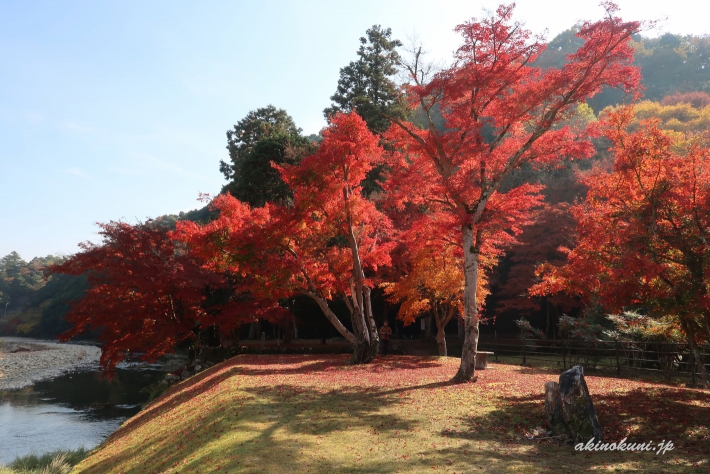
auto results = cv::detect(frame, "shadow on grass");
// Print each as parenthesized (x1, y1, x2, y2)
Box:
(78, 356, 452, 473)
(76, 356, 709, 473)
(444, 385, 709, 471)
(102, 355, 448, 449)
(595, 387, 710, 454)
(81, 385, 416, 472)
(232, 354, 443, 375)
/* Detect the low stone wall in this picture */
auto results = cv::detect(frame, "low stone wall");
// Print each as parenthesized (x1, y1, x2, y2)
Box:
(0, 337, 101, 391)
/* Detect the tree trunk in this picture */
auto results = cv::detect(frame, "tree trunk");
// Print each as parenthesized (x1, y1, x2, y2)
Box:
(248, 320, 261, 340)
(351, 335, 371, 363)
(434, 303, 455, 357)
(681, 318, 710, 388)
(701, 311, 710, 343)
(363, 286, 380, 362)
(424, 314, 432, 341)
(307, 293, 356, 344)
(283, 318, 294, 345)
(344, 286, 378, 364)
(453, 224, 481, 382)
(435, 327, 447, 356)
(344, 288, 371, 364)
(344, 229, 378, 364)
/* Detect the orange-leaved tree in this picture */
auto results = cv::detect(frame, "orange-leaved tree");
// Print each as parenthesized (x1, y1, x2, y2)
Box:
(385, 3, 641, 381)
(176, 112, 394, 363)
(532, 108, 710, 387)
(382, 206, 494, 356)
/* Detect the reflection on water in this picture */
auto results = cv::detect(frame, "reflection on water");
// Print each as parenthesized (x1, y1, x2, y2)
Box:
(0, 366, 164, 465)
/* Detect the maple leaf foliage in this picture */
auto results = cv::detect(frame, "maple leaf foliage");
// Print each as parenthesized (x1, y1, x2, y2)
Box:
(532, 107, 710, 387)
(176, 112, 394, 363)
(385, 2, 641, 381)
(50, 222, 280, 372)
(493, 202, 582, 333)
(276, 111, 396, 363)
(382, 205, 495, 356)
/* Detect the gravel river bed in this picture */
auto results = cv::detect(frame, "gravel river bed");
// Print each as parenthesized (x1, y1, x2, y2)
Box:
(0, 338, 102, 391)
(0, 337, 168, 465)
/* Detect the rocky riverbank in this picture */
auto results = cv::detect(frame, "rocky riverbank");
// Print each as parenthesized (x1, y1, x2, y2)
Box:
(0, 337, 101, 391)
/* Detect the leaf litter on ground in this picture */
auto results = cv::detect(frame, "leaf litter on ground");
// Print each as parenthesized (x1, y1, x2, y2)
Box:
(71, 355, 709, 473)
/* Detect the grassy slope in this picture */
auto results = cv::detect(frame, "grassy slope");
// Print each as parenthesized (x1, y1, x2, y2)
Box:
(73, 355, 709, 473)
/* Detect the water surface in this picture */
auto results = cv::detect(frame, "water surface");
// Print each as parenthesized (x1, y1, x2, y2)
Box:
(0, 365, 164, 465)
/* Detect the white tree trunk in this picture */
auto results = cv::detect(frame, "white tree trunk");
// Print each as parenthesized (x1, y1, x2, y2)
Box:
(454, 224, 481, 381)
(681, 318, 710, 389)
(345, 231, 379, 363)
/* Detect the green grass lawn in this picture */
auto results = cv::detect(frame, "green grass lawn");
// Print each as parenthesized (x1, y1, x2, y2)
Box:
(72, 355, 709, 473)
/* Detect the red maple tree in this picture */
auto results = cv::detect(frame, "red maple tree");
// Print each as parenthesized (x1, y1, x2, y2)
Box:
(533, 108, 710, 387)
(385, 3, 641, 380)
(50, 222, 285, 372)
(176, 112, 394, 363)
(383, 200, 498, 356)
(493, 202, 582, 335)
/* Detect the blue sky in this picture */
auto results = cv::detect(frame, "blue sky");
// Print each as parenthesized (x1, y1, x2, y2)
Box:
(1, 0, 707, 261)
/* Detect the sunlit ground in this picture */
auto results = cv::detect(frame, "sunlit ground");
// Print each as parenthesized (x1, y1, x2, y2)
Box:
(74, 355, 709, 473)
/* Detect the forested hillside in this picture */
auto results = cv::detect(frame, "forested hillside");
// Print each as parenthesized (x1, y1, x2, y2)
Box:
(0, 252, 86, 337)
(536, 29, 710, 110)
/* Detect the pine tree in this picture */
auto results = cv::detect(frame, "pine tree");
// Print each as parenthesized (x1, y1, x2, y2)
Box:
(324, 25, 408, 134)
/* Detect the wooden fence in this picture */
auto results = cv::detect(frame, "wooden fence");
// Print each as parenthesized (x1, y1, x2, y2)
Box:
(469, 336, 710, 384)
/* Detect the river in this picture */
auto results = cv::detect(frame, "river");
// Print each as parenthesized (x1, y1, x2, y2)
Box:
(0, 339, 175, 466)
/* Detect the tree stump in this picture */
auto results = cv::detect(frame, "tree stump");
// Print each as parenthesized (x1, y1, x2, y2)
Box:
(544, 381, 566, 436)
(558, 365, 603, 443)
(544, 366, 603, 443)
(474, 351, 494, 369)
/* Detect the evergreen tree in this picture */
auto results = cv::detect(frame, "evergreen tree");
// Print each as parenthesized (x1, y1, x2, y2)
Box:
(324, 25, 408, 134)
(220, 105, 300, 183)
(219, 106, 314, 206)
(229, 131, 315, 207)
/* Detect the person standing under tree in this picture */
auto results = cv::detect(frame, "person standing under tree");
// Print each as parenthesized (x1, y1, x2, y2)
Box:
(379, 321, 392, 356)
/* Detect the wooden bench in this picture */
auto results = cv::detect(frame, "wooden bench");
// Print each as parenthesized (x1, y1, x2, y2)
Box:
(475, 351, 495, 370)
